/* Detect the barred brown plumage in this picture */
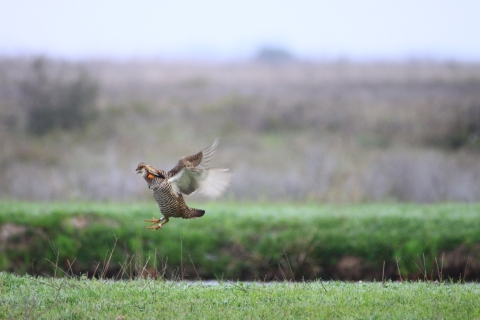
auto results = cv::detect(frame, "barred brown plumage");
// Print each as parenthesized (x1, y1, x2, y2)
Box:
(136, 139, 233, 230)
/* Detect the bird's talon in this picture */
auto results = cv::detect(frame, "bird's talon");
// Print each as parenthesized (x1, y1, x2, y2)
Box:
(144, 217, 165, 230)
(145, 224, 162, 230)
(145, 218, 162, 224)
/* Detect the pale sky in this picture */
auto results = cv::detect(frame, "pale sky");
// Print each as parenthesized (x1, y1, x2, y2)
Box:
(1, 0, 479, 61)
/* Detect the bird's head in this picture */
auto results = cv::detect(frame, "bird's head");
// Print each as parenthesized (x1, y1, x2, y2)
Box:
(136, 163, 165, 180)
(135, 162, 148, 175)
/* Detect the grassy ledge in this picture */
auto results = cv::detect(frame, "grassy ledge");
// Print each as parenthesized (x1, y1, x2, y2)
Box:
(1, 201, 480, 281)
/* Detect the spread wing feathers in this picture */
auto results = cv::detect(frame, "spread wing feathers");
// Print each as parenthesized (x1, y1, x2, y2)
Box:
(168, 167, 233, 198)
(177, 138, 219, 170)
(197, 168, 233, 198)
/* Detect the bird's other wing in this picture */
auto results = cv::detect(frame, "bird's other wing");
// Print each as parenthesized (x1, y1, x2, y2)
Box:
(168, 167, 233, 198)
(177, 139, 219, 170)
(168, 168, 202, 195)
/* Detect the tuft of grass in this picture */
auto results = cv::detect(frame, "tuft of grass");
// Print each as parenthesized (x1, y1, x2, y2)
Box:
(1, 273, 480, 319)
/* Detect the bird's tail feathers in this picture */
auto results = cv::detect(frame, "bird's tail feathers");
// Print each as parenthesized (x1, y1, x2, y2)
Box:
(189, 208, 205, 218)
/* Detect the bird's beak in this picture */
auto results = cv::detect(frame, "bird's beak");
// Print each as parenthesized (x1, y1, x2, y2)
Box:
(136, 169, 141, 174)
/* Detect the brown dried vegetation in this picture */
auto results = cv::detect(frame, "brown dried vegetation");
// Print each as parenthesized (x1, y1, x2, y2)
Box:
(1, 58, 480, 202)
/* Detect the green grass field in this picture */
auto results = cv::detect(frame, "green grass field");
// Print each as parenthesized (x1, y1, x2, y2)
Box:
(1, 273, 479, 319)
(1, 201, 480, 281)
(1, 202, 480, 318)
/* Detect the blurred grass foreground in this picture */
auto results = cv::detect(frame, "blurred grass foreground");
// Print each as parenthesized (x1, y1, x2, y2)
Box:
(1, 201, 480, 281)
(1, 57, 480, 202)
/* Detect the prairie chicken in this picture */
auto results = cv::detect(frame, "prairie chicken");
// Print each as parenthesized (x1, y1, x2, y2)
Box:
(136, 139, 233, 230)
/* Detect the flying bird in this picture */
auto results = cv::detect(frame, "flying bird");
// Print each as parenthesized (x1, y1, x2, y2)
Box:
(136, 139, 233, 230)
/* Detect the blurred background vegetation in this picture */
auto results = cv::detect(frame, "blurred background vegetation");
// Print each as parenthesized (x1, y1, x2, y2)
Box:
(1, 56, 479, 202)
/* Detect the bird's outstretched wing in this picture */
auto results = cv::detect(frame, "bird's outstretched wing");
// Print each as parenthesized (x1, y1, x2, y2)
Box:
(171, 139, 218, 173)
(167, 139, 232, 198)
(168, 167, 233, 198)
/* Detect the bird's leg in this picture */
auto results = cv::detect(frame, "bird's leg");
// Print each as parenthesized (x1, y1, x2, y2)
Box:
(145, 217, 169, 230)
(161, 217, 169, 226)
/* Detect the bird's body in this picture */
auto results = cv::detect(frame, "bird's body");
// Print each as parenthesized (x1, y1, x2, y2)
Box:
(136, 139, 232, 229)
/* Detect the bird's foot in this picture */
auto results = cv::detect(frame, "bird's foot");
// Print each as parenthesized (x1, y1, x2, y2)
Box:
(145, 223, 162, 230)
(145, 217, 163, 223)
(145, 217, 165, 230)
